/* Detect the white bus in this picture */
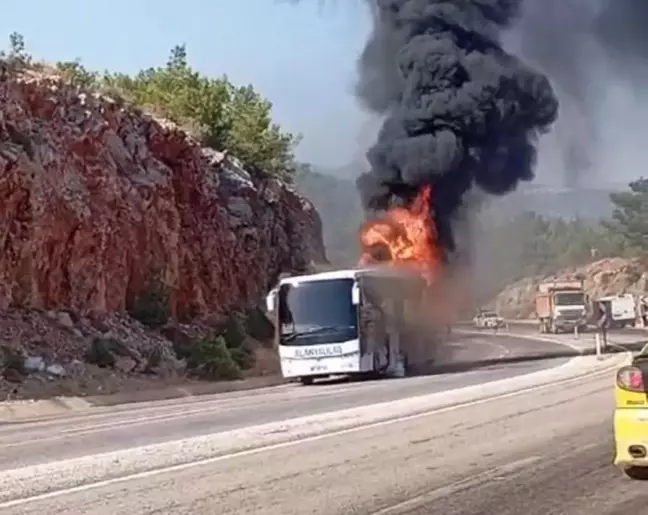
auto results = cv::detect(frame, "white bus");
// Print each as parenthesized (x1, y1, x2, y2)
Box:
(265, 266, 430, 385)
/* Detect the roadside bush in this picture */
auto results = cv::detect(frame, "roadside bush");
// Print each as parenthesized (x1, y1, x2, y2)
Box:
(128, 276, 170, 329)
(85, 337, 138, 369)
(0, 345, 26, 375)
(143, 346, 163, 374)
(85, 338, 117, 368)
(186, 335, 241, 380)
(216, 312, 255, 370)
(243, 306, 275, 342)
(173, 312, 258, 380)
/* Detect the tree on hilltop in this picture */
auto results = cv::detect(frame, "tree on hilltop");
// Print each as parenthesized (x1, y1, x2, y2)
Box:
(604, 177, 648, 254)
(103, 43, 300, 181)
(2, 35, 300, 182)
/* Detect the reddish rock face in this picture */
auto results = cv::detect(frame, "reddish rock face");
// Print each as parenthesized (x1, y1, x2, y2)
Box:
(0, 67, 326, 319)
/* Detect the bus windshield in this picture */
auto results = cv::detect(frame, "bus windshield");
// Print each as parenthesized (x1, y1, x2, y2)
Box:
(278, 278, 357, 345)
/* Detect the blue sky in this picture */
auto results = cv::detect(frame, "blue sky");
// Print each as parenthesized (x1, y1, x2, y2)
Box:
(1, 0, 373, 168)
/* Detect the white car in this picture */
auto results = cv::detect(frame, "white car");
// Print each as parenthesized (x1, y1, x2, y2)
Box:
(473, 311, 505, 329)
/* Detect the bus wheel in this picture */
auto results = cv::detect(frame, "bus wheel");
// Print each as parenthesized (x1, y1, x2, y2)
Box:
(299, 377, 314, 385)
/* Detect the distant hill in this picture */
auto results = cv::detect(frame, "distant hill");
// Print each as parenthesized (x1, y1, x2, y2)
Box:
(294, 165, 364, 266)
(295, 162, 626, 266)
(493, 184, 620, 220)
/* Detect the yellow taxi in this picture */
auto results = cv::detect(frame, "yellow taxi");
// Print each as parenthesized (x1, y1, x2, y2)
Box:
(614, 344, 648, 480)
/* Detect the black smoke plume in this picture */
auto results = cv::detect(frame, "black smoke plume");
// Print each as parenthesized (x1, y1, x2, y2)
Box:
(594, 0, 648, 67)
(355, 0, 558, 257)
(513, 0, 648, 186)
(512, 0, 599, 187)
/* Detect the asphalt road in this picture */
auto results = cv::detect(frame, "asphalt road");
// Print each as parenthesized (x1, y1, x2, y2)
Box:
(483, 321, 648, 344)
(0, 334, 567, 466)
(1, 356, 639, 514)
(0, 332, 599, 514)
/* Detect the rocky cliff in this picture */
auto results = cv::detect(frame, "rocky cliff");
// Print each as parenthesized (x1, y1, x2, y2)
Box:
(0, 64, 325, 315)
(491, 257, 648, 318)
(0, 63, 326, 398)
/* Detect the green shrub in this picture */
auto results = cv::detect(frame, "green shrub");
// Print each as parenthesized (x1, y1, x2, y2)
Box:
(143, 346, 163, 374)
(173, 312, 259, 380)
(85, 337, 136, 368)
(128, 276, 170, 329)
(85, 338, 117, 368)
(0, 346, 26, 374)
(187, 335, 241, 380)
(217, 313, 255, 370)
(243, 307, 274, 341)
(55, 59, 98, 88)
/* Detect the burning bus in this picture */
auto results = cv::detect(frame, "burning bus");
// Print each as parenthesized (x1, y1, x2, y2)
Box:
(266, 265, 438, 385)
(265, 186, 459, 385)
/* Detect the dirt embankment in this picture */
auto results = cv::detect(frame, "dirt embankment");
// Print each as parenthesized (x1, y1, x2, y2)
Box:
(0, 63, 326, 400)
(491, 257, 648, 319)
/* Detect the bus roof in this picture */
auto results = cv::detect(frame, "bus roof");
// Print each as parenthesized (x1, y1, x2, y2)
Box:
(277, 266, 424, 286)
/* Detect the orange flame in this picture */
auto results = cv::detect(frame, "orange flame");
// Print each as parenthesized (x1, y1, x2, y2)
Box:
(358, 185, 444, 281)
